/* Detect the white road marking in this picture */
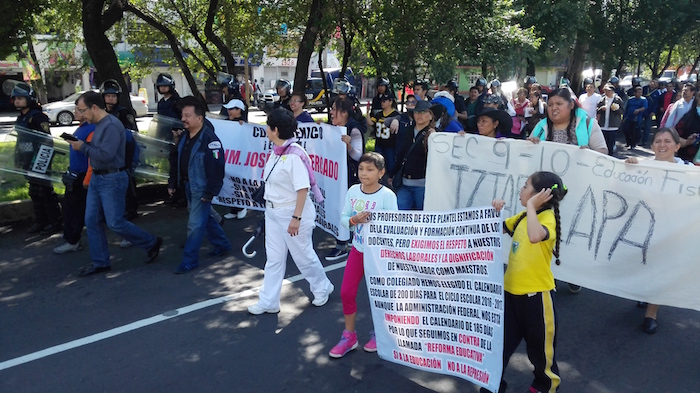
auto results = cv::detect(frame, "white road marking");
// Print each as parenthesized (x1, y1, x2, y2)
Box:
(0, 260, 348, 371)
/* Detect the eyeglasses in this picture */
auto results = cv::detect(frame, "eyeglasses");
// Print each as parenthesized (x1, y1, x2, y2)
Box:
(75, 106, 89, 114)
(406, 100, 418, 105)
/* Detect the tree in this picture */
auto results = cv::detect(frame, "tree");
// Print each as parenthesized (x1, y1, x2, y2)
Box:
(81, 0, 133, 111)
(0, 0, 45, 59)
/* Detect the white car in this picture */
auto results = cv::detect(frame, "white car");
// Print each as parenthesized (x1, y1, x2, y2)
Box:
(619, 75, 650, 90)
(43, 90, 148, 126)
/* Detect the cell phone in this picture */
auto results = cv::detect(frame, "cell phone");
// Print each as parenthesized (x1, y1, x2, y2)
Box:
(60, 132, 79, 141)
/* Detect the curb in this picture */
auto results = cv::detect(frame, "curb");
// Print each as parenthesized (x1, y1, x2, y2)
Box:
(0, 183, 169, 226)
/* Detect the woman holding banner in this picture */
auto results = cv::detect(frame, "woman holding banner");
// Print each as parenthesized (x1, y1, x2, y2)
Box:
(324, 98, 366, 261)
(625, 127, 691, 334)
(247, 108, 334, 315)
(528, 88, 608, 294)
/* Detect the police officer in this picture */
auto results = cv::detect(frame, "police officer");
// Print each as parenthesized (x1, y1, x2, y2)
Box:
(12, 82, 62, 235)
(99, 79, 140, 221)
(609, 76, 628, 105)
(220, 77, 248, 119)
(156, 73, 181, 122)
(274, 79, 292, 111)
(371, 77, 391, 112)
(332, 78, 364, 122)
(445, 80, 469, 126)
(489, 79, 509, 111)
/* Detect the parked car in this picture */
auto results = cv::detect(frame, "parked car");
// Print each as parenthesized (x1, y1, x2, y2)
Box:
(43, 90, 148, 126)
(619, 75, 650, 90)
(261, 88, 279, 113)
(659, 69, 676, 83)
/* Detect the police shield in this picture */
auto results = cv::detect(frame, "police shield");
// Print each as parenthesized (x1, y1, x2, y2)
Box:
(132, 132, 173, 181)
(0, 125, 68, 186)
(147, 114, 184, 142)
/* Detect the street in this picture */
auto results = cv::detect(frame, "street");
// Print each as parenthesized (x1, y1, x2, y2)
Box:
(0, 200, 698, 393)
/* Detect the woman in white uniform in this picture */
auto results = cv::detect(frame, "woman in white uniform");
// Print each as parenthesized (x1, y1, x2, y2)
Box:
(248, 108, 334, 315)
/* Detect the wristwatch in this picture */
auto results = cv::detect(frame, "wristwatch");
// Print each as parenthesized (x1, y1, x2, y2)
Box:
(292, 215, 302, 221)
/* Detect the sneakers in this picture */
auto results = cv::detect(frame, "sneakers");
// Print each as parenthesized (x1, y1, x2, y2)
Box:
(53, 242, 82, 254)
(363, 331, 377, 352)
(325, 248, 349, 261)
(312, 283, 334, 307)
(224, 208, 247, 220)
(119, 239, 133, 248)
(568, 283, 582, 294)
(247, 302, 281, 315)
(329, 330, 358, 358)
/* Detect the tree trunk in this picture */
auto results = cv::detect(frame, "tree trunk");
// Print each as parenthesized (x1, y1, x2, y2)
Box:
(82, 0, 133, 111)
(318, 45, 332, 113)
(567, 38, 586, 93)
(526, 57, 536, 77)
(204, 0, 238, 74)
(25, 38, 47, 104)
(124, 3, 205, 104)
(294, 0, 324, 95)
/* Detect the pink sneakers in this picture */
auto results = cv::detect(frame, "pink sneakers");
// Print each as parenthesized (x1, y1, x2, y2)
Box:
(329, 330, 358, 358)
(363, 331, 377, 352)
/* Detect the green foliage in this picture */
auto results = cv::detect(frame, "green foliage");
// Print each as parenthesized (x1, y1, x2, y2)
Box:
(0, 0, 45, 58)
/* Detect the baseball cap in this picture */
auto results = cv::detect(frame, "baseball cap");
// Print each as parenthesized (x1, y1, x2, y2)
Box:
(223, 99, 246, 110)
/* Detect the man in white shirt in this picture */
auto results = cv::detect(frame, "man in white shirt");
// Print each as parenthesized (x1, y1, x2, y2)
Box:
(661, 83, 697, 128)
(579, 78, 602, 120)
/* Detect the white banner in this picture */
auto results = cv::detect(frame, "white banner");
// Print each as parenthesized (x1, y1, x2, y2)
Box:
(363, 208, 504, 391)
(425, 133, 700, 311)
(211, 120, 349, 240)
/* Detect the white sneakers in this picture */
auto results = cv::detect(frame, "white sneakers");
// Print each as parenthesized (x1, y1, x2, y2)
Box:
(312, 283, 335, 307)
(248, 283, 334, 314)
(53, 242, 82, 254)
(247, 302, 281, 315)
(224, 208, 248, 220)
(119, 239, 133, 248)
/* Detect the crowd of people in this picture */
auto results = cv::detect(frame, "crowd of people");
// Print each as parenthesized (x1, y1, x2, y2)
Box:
(9, 70, 700, 393)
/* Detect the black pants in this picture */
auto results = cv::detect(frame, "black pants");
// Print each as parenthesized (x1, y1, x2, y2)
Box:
(623, 120, 640, 147)
(602, 130, 617, 156)
(501, 291, 560, 393)
(62, 173, 87, 244)
(28, 182, 61, 226)
(125, 171, 138, 219)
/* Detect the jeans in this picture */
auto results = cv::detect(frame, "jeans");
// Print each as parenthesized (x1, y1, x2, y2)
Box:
(85, 171, 157, 267)
(397, 184, 425, 210)
(182, 182, 231, 266)
(374, 145, 397, 175)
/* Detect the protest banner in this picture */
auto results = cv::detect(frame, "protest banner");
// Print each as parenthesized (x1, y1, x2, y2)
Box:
(363, 208, 504, 392)
(425, 133, 700, 311)
(211, 120, 349, 239)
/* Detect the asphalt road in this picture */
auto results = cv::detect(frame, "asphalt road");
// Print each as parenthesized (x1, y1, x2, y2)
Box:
(0, 200, 699, 393)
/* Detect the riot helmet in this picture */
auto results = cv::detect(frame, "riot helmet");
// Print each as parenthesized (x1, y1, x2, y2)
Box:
(490, 79, 501, 88)
(583, 77, 594, 86)
(376, 77, 390, 88)
(632, 76, 641, 87)
(9, 82, 37, 105)
(275, 79, 291, 97)
(332, 78, 352, 95)
(99, 79, 122, 96)
(475, 78, 487, 88)
(609, 76, 620, 85)
(524, 76, 537, 85)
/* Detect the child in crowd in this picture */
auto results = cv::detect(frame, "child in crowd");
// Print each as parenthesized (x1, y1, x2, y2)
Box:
(487, 171, 568, 393)
(329, 152, 398, 358)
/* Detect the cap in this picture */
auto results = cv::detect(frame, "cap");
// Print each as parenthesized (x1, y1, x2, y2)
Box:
(223, 99, 246, 110)
(414, 100, 432, 112)
(603, 84, 614, 91)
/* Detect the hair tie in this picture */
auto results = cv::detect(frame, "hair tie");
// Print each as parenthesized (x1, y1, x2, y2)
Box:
(555, 258, 561, 266)
(551, 184, 567, 191)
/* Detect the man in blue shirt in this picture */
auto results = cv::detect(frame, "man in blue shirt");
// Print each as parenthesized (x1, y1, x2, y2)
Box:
(622, 86, 648, 149)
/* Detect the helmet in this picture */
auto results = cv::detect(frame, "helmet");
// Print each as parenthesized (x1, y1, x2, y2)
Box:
(225, 77, 240, 91)
(524, 76, 537, 85)
(376, 77, 390, 88)
(583, 77, 594, 86)
(490, 79, 501, 88)
(10, 82, 36, 105)
(414, 79, 430, 91)
(445, 80, 459, 91)
(155, 73, 175, 88)
(475, 78, 487, 87)
(632, 76, 641, 87)
(99, 79, 122, 96)
(559, 77, 571, 87)
(332, 78, 352, 95)
(609, 76, 620, 84)
(275, 79, 291, 95)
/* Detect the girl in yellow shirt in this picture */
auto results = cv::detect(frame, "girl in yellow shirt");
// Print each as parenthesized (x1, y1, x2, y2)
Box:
(487, 171, 568, 393)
